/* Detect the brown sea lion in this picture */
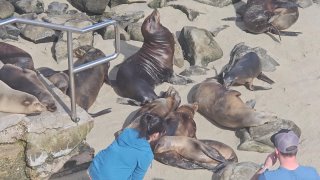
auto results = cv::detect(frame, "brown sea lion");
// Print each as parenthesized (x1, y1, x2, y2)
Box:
(64, 45, 110, 112)
(218, 52, 274, 91)
(188, 79, 276, 129)
(0, 64, 57, 112)
(37, 67, 69, 94)
(0, 42, 35, 70)
(114, 9, 190, 105)
(0, 80, 45, 114)
(243, 0, 300, 39)
(154, 136, 235, 171)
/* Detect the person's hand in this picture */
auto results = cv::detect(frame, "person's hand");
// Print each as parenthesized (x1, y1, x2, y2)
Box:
(264, 151, 277, 169)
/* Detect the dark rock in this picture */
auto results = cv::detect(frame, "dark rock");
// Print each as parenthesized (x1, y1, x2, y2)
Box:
(0, 0, 15, 19)
(173, 33, 184, 68)
(148, 0, 168, 8)
(296, 0, 313, 8)
(126, 22, 143, 41)
(314, 0, 320, 4)
(110, 11, 145, 29)
(14, 0, 45, 14)
(99, 24, 130, 41)
(169, 4, 200, 21)
(67, 0, 109, 15)
(178, 26, 223, 66)
(194, 0, 241, 7)
(47, 1, 69, 15)
(21, 23, 59, 43)
(0, 25, 20, 40)
(109, 0, 129, 8)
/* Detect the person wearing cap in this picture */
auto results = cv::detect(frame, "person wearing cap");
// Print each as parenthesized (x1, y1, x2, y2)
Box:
(252, 129, 319, 180)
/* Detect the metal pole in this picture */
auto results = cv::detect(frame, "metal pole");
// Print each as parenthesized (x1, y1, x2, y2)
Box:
(67, 31, 79, 122)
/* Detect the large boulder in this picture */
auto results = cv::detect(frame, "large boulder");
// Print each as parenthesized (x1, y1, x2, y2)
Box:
(14, 0, 45, 14)
(212, 162, 260, 180)
(178, 26, 223, 66)
(67, 0, 109, 15)
(194, 0, 241, 8)
(0, 0, 15, 19)
(0, 76, 93, 180)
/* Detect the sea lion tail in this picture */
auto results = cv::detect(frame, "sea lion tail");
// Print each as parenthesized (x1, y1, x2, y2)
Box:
(257, 73, 274, 84)
(89, 108, 112, 118)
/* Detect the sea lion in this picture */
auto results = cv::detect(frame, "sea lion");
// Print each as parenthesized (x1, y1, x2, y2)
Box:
(114, 9, 190, 105)
(64, 45, 110, 111)
(218, 52, 274, 91)
(0, 80, 46, 115)
(243, 0, 300, 39)
(188, 79, 276, 129)
(0, 64, 57, 112)
(0, 42, 35, 70)
(154, 136, 236, 171)
(236, 118, 301, 153)
(37, 67, 69, 94)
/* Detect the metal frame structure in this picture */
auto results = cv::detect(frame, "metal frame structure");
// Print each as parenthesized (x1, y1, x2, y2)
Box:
(0, 17, 120, 122)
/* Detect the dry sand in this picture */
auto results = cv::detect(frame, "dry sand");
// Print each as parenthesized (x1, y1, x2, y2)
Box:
(2, 0, 320, 179)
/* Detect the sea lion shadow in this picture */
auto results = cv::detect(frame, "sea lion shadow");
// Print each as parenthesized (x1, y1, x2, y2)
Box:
(228, 1, 247, 32)
(37, 74, 71, 115)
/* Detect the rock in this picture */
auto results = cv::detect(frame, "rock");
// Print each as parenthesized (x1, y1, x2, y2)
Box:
(0, 76, 93, 180)
(126, 22, 143, 42)
(314, 0, 320, 4)
(212, 162, 260, 180)
(169, 4, 200, 21)
(14, 0, 45, 14)
(228, 42, 279, 72)
(21, 23, 59, 43)
(67, 0, 109, 15)
(194, 0, 241, 7)
(148, 0, 168, 8)
(178, 26, 223, 66)
(14, 13, 38, 30)
(0, 0, 15, 19)
(296, 0, 313, 8)
(110, 11, 145, 29)
(99, 24, 130, 41)
(179, 65, 209, 76)
(0, 25, 21, 40)
(173, 33, 185, 68)
(109, 0, 129, 8)
(47, 2, 69, 15)
(236, 118, 301, 153)
(42, 11, 92, 25)
(53, 20, 94, 63)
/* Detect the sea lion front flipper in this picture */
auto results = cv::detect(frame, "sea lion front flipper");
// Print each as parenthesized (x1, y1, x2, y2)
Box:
(257, 72, 274, 84)
(167, 73, 194, 85)
(279, 31, 302, 37)
(245, 83, 272, 91)
(155, 151, 204, 170)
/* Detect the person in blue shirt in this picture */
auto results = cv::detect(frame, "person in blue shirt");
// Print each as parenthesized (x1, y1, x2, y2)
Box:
(88, 113, 166, 180)
(252, 129, 319, 180)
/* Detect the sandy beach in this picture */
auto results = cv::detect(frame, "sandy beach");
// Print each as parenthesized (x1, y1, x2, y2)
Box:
(3, 0, 320, 179)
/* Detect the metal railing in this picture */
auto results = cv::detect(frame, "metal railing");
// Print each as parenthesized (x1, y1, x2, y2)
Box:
(0, 17, 120, 122)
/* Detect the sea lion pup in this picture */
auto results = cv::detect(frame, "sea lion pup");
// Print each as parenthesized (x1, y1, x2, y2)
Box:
(218, 52, 274, 91)
(0, 80, 46, 114)
(37, 67, 69, 94)
(64, 45, 111, 116)
(154, 136, 233, 172)
(188, 79, 276, 129)
(0, 42, 35, 70)
(114, 9, 190, 105)
(0, 64, 57, 112)
(243, 0, 300, 40)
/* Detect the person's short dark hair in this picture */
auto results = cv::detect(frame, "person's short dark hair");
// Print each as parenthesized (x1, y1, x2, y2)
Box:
(139, 113, 166, 140)
(271, 129, 299, 156)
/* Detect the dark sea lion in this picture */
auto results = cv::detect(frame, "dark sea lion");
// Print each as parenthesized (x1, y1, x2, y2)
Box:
(64, 46, 110, 111)
(164, 103, 198, 138)
(0, 42, 35, 70)
(188, 79, 276, 129)
(0, 64, 57, 112)
(154, 136, 236, 171)
(0, 80, 46, 115)
(218, 52, 274, 91)
(37, 67, 69, 94)
(114, 9, 189, 105)
(243, 0, 299, 39)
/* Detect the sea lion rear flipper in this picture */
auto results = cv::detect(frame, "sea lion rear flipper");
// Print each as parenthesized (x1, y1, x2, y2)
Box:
(116, 97, 142, 106)
(246, 83, 272, 91)
(245, 99, 256, 108)
(257, 73, 274, 84)
(89, 108, 112, 118)
(279, 31, 302, 37)
(200, 142, 226, 163)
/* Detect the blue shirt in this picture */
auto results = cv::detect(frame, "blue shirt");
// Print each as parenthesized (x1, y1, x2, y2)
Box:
(259, 166, 320, 180)
(88, 128, 154, 180)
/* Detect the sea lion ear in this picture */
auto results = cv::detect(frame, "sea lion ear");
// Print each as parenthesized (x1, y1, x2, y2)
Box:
(23, 100, 31, 106)
(227, 90, 241, 97)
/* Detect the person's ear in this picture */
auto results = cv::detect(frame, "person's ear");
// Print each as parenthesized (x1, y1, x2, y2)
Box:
(275, 148, 280, 157)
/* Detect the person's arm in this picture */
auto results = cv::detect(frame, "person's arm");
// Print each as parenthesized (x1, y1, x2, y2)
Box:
(251, 151, 277, 180)
(131, 153, 153, 180)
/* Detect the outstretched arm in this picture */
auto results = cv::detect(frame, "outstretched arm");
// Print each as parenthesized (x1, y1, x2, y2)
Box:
(251, 151, 277, 180)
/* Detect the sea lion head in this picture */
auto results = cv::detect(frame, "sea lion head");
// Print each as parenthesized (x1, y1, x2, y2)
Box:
(141, 9, 161, 37)
(223, 73, 237, 88)
(23, 96, 46, 114)
(154, 136, 172, 154)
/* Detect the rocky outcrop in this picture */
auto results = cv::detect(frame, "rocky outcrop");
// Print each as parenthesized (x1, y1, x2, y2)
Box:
(67, 0, 109, 15)
(194, 0, 241, 8)
(126, 22, 143, 42)
(0, 76, 93, 180)
(178, 26, 223, 66)
(46, 2, 69, 15)
(14, 0, 45, 14)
